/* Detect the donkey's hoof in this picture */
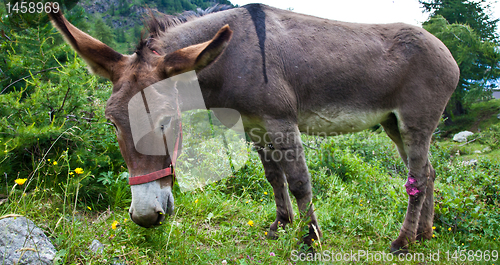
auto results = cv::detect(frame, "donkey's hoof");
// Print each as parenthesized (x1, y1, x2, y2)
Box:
(391, 247, 409, 256)
(390, 240, 409, 255)
(302, 234, 320, 247)
(267, 229, 279, 240)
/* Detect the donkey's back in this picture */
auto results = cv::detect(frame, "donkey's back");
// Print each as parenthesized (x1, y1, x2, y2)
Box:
(200, 4, 459, 135)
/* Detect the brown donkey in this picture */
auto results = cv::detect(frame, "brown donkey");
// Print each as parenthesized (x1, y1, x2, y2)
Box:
(49, 4, 459, 253)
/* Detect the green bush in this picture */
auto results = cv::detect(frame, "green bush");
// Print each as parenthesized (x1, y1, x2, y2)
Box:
(477, 124, 500, 149)
(0, 29, 124, 209)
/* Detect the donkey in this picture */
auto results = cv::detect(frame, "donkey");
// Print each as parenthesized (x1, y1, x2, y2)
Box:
(49, 3, 459, 253)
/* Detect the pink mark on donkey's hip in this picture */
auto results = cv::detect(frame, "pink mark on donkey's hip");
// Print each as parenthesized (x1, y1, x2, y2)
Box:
(404, 176, 419, 196)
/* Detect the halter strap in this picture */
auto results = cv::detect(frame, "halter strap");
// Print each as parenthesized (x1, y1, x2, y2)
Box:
(128, 86, 182, 186)
(128, 166, 173, 185)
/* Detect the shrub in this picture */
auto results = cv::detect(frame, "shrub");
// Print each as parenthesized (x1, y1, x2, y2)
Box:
(477, 123, 500, 149)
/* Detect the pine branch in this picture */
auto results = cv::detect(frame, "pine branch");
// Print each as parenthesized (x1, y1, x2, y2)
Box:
(1, 66, 64, 94)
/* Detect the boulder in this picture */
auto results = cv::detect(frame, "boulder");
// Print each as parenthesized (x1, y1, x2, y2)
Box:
(0, 216, 56, 265)
(462, 159, 478, 166)
(453, 131, 474, 142)
(89, 239, 104, 254)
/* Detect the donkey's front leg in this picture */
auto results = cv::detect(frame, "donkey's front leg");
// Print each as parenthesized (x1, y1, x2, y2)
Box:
(257, 149, 294, 239)
(265, 119, 321, 245)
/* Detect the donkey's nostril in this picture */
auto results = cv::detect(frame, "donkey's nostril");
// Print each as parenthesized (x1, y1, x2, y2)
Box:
(156, 211, 166, 225)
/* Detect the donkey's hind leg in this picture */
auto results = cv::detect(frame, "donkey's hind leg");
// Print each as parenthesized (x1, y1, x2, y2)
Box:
(257, 148, 295, 238)
(381, 113, 408, 168)
(382, 114, 436, 237)
(416, 164, 436, 241)
(383, 113, 436, 254)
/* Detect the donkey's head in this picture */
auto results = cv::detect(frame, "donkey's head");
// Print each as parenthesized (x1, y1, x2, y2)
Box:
(48, 9, 232, 227)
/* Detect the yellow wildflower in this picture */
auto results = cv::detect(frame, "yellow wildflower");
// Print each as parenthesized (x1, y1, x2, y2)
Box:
(247, 220, 254, 227)
(265, 232, 268, 236)
(311, 238, 314, 242)
(448, 227, 452, 231)
(111, 220, 119, 230)
(432, 234, 436, 238)
(246, 201, 249, 204)
(15, 178, 27, 185)
(53, 161, 57, 165)
(74, 168, 84, 174)
(48, 159, 51, 162)
(195, 199, 198, 203)
(87, 206, 92, 211)
(69, 172, 74, 175)
(432, 226, 436, 230)
(264, 192, 268, 195)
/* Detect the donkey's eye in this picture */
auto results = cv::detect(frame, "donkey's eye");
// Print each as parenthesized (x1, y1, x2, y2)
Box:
(159, 116, 172, 131)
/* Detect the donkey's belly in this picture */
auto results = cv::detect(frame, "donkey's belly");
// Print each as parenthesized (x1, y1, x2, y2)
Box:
(298, 108, 391, 135)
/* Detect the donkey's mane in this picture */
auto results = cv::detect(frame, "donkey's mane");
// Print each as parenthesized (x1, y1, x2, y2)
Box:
(136, 4, 233, 55)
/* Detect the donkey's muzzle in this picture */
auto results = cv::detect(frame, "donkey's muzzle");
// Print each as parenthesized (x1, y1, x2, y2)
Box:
(129, 196, 166, 227)
(130, 208, 166, 228)
(129, 184, 174, 227)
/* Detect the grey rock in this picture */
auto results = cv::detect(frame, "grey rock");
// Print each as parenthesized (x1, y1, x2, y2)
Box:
(462, 159, 478, 166)
(453, 131, 474, 142)
(89, 239, 104, 254)
(497, 113, 500, 119)
(0, 216, 56, 265)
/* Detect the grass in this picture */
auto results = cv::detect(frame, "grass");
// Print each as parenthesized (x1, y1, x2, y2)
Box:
(1, 102, 500, 264)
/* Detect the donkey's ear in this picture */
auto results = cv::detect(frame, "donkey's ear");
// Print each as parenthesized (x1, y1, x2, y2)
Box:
(48, 6, 125, 81)
(162, 25, 233, 76)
